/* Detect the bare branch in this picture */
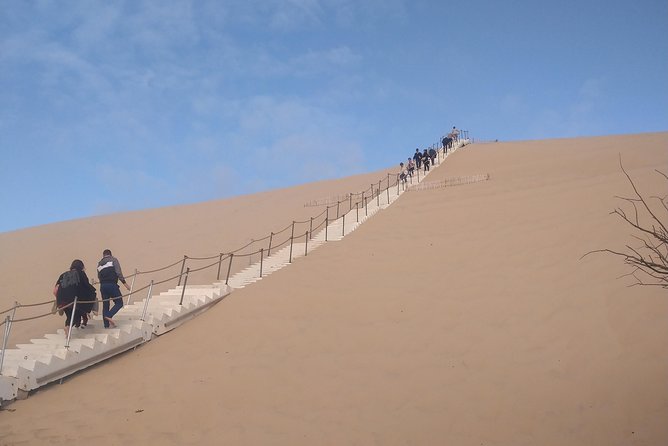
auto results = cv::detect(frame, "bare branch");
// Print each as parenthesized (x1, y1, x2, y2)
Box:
(619, 156, 668, 235)
(587, 159, 668, 289)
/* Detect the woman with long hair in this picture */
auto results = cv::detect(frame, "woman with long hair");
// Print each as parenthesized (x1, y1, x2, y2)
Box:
(53, 259, 97, 337)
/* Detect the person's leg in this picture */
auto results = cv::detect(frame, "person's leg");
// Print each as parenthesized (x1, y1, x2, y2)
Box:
(72, 308, 82, 328)
(108, 296, 123, 318)
(63, 306, 73, 337)
(101, 284, 111, 328)
(106, 284, 124, 321)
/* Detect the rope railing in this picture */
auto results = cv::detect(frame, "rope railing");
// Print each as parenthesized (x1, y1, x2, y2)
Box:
(0, 306, 17, 316)
(272, 221, 295, 236)
(135, 258, 184, 276)
(15, 300, 55, 308)
(0, 137, 471, 351)
(185, 253, 223, 261)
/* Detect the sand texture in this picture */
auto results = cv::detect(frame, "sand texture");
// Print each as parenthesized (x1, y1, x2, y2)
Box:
(1, 133, 667, 445)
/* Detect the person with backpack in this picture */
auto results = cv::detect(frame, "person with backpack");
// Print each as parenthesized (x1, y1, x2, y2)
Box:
(429, 147, 437, 166)
(422, 149, 431, 172)
(442, 135, 453, 152)
(53, 259, 96, 337)
(97, 249, 130, 328)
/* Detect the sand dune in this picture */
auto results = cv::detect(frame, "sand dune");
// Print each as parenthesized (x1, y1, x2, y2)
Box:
(0, 166, 398, 346)
(1, 133, 667, 445)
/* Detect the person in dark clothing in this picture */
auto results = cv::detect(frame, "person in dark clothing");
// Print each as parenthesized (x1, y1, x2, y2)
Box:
(429, 147, 437, 166)
(443, 135, 452, 153)
(422, 149, 430, 171)
(54, 259, 96, 338)
(413, 149, 422, 169)
(97, 249, 130, 328)
(442, 136, 453, 152)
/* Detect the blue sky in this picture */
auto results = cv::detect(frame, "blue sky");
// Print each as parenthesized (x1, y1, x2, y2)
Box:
(1, 0, 667, 232)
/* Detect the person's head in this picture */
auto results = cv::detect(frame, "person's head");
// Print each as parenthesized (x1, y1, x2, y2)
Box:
(415, 148, 419, 152)
(70, 259, 85, 271)
(400, 162, 404, 167)
(103, 249, 112, 257)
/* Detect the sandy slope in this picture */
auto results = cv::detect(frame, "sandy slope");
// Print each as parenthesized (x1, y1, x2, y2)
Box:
(0, 167, 397, 345)
(0, 133, 667, 445)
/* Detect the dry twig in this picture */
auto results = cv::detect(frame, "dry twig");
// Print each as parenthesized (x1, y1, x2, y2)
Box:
(582, 156, 668, 289)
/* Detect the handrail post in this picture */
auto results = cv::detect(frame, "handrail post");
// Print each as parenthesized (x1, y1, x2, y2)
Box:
(349, 193, 352, 211)
(377, 181, 381, 206)
(356, 200, 359, 222)
(268, 232, 273, 256)
(0, 315, 11, 375)
(8, 302, 17, 340)
(140, 280, 154, 321)
(179, 268, 190, 306)
(259, 248, 264, 277)
(336, 200, 340, 219)
(225, 254, 234, 285)
(304, 231, 309, 256)
(216, 253, 223, 281)
(386, 179, 390, 203)
(177, 255, 187, 286)
(325, 216, 329, 241)
(309, 217, 313, 240)
(289, 221, 295, 263)
(65, 297, 78, 349)
(361, 191, 365, 217)
(342, 211, 345, 236)
(127, 269, 138, 305)
(364, 196, 368, 217)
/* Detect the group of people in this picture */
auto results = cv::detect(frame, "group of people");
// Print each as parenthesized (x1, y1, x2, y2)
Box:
(53, 249, 131, 337)
(399, 148, 436, 183)
(398, 126, 460, 185)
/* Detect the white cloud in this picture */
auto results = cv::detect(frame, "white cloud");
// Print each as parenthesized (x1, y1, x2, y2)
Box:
(497, 78, 608, 139)
(0, 0, 403, 229)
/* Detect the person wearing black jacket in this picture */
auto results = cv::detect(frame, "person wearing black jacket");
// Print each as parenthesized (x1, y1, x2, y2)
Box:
(53, 259, 96, 337)
(422, 149, 430, 171)
(413, 149, 422, 169)
(97, 249, 130, 328)
(429, 147, 437, 166)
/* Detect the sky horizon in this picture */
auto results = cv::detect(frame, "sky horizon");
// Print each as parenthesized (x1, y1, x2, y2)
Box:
(2, 0, 667, 233)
